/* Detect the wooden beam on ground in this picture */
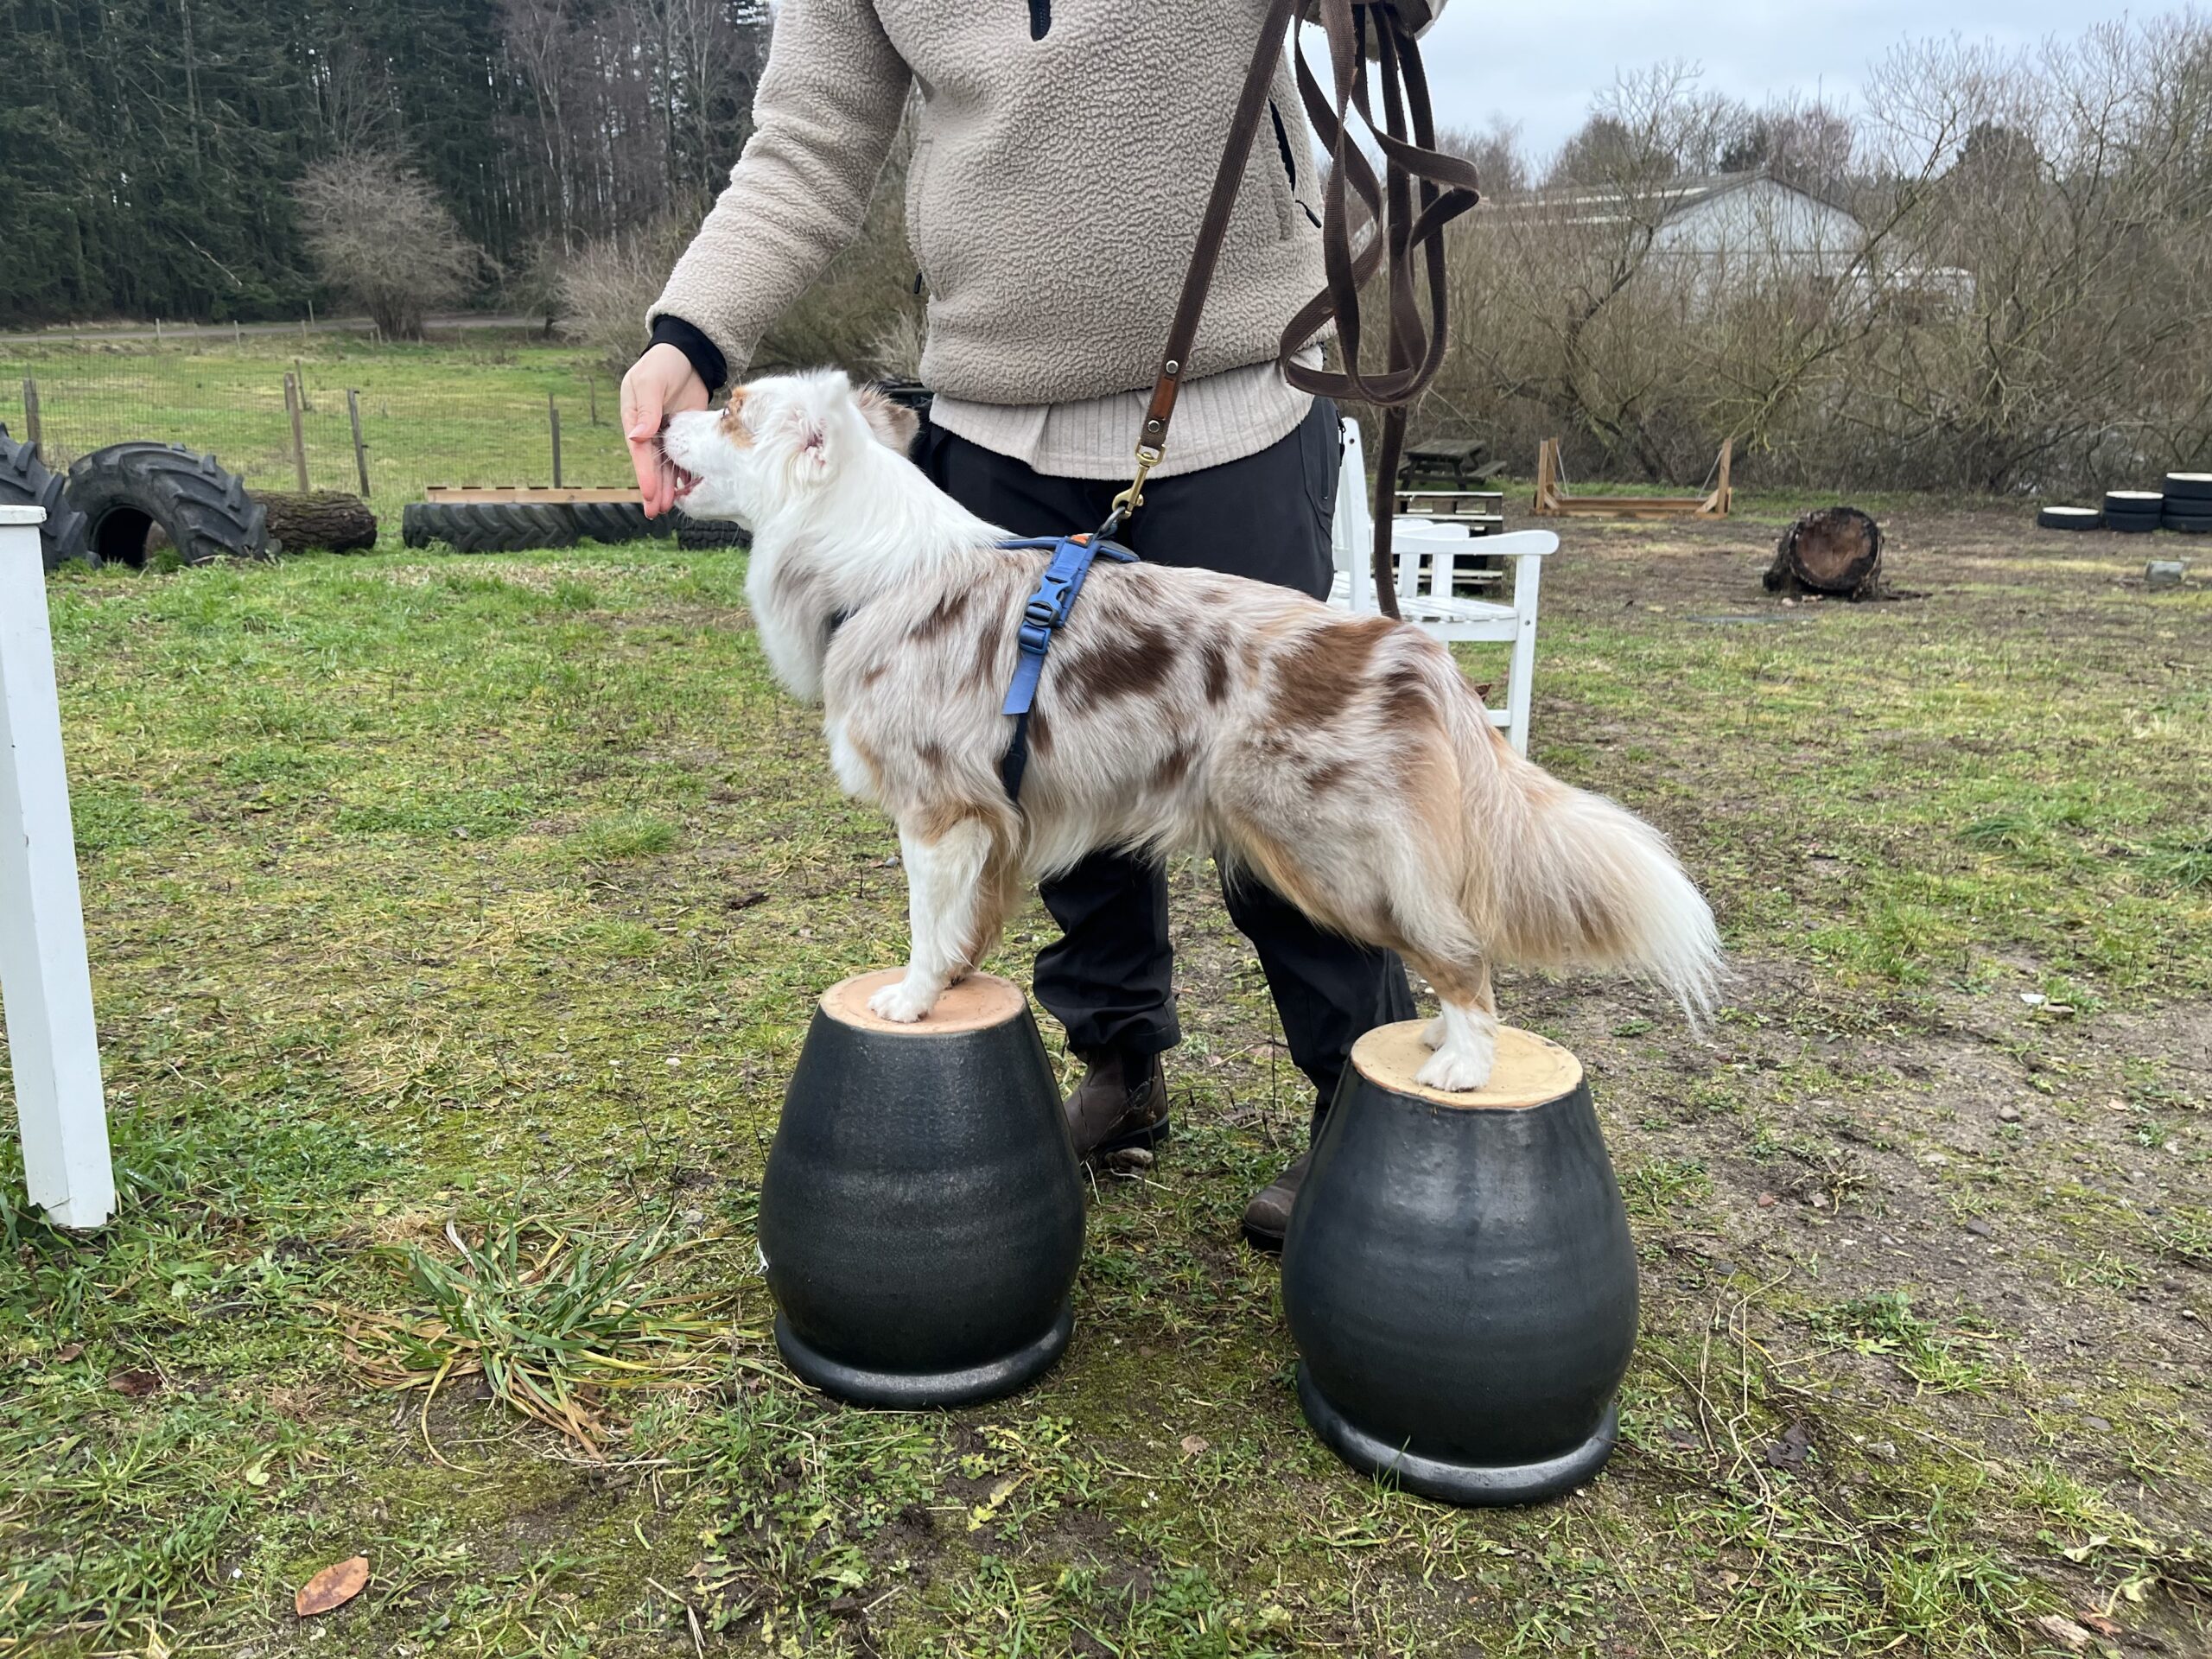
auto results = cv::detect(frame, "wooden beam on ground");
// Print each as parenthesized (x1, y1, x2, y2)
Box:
(0, 507, 113, 1230)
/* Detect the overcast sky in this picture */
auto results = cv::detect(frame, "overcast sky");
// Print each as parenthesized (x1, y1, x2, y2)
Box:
(1398, 0, 2158, 163)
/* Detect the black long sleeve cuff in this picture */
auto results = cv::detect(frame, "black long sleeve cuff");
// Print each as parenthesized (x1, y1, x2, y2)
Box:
(646, 315, 728, 395)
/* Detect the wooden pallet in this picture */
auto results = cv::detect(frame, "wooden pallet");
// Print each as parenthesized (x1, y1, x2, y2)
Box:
(424, 485, 640, 504)
(1532, 438, 1732, 518)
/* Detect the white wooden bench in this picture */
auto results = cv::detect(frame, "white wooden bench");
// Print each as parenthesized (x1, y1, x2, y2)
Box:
(1328, 419, 1556, 756)
(1, 505, 112, 1229)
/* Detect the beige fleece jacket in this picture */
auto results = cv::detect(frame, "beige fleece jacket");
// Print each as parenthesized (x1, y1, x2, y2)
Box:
(652, 2, 1435, 405)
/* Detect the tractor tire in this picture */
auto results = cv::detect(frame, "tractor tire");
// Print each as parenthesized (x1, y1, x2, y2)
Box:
(65, 442, 268, 566)
(399, 501, 578, 552)
(2106, 514, 2161, 534)
(2036, 505, 2101, 531)
(2163, 473, 2212, 504)
(2161, 511, 2212, 535)
(675, 514, 751, 550)
(569, 501, 661, 544)
(0, 423, 95, 570)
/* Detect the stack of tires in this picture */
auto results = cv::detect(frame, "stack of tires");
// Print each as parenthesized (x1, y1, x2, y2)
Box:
(1, 429, 268, 569)
(2164, 474, 2212, 535)
(2102, 490, 2166, 535)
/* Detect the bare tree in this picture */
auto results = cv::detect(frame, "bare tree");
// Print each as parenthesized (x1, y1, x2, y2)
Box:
(558, 213, 706, 373)
(1438, 118, 1528, 197)
(1419, 11, 2212, 496)
(293, 151, 485, 340)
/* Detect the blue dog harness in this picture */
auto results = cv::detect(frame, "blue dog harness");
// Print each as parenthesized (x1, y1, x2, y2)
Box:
(996, 532, 1138, 802)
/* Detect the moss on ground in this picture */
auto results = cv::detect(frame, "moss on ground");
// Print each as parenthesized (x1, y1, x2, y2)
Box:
(1, 505, 2207, 1656)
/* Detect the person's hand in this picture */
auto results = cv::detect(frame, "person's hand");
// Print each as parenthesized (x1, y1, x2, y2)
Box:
(623, 343, 710, 517)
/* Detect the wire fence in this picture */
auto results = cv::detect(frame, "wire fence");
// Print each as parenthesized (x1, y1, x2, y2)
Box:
(0, 348, 635, 526)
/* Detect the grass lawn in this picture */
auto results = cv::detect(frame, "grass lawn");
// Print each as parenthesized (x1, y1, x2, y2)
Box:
(0, 336, 634, 524)
(2, 500, 2208, 1656)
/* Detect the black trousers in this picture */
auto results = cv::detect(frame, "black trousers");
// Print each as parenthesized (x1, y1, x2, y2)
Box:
(918, 398, 1415, 1117)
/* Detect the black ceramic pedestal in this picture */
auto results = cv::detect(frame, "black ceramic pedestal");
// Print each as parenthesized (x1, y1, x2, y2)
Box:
(1281, 1023, 1638, 1506)
(758, 970, 1085, 1408)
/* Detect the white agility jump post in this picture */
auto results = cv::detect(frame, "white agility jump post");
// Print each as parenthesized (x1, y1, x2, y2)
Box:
(0, 506, 113, 1229)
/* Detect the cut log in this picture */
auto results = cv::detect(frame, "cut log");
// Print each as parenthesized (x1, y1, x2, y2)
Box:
(1764, 506, 1884, 599)
(252, 491, 378, 554)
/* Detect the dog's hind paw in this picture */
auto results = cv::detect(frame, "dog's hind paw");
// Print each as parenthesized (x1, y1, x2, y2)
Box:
(868, 978, 939, 1023)
(1414, 1044, 1496, 1093)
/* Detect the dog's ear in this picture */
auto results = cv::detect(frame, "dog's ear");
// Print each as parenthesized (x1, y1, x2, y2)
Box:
(855, 384, 922, 456)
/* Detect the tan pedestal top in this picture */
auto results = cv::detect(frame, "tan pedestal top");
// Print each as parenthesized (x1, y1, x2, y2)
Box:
(1351, 1021, 1583, 1109)
(819, 970, 1028, 1034)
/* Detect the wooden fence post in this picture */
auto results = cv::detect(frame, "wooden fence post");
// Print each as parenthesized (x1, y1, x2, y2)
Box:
(283, 373, 309, 492)
(588, 378, 598, 427)
(549, 392, 563, 488)
(0, 506, 114, 1230)
(20, 378, 41, 456)
(346, 389, 371, 498)
(294, 358, 310, 413)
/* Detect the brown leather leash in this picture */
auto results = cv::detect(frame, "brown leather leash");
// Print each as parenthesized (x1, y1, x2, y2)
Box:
(1107, 0, 1482, 620)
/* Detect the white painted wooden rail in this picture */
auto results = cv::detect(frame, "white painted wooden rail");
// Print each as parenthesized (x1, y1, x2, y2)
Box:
(0, 506, 113, 1229)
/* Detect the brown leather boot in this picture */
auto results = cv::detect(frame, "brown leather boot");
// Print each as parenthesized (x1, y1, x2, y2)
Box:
(1063, 1051, 1171, 1160)
(1240, 1151, 1312, 1254)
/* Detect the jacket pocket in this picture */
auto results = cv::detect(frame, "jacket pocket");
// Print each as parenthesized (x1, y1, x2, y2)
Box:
(903, 132, 935, 286)
(1027, 0, 1050, 38)
(1302, 397, 1344, 533)
(1266, 99, 1319, 236)
(1265, 100, 1300, 238)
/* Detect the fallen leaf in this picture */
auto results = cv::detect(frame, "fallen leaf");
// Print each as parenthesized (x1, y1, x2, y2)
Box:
(296, 1554, 370, 1618)
(1763, 1421, 1813, 1470)
(1179, 1435, 1210, 1458)
(107, 1369, 163, 1397)
(2032, 1613, 2092, 1649)
(2078, 1612, 2120, 1637)
(51, 1343, 84, 1363)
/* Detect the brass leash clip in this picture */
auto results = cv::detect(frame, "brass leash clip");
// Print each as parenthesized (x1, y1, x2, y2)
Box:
(1110, 442, 1163, 521)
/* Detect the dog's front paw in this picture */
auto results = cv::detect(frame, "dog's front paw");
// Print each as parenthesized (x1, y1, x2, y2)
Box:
(1414, 1046, 1496, 1093)
(1419, 1014, 1446, 1050)
(868, 978, 940, 1023)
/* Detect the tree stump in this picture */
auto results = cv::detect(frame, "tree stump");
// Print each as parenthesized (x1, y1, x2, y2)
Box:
(1764, 506, 1884, 598)
(252, 491, 378, 554)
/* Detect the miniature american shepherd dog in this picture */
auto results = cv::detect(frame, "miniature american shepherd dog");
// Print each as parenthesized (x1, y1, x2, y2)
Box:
(661, 370, 1719, 1091)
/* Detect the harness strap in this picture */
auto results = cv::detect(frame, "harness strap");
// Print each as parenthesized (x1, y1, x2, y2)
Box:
(995, 533, 1137, 802)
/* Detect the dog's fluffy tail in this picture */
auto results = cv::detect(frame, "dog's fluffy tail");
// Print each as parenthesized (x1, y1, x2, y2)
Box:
(1442, 672, 1722, 1020)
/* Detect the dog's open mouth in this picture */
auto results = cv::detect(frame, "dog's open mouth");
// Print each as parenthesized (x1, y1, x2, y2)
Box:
(657, 437, 700, 502)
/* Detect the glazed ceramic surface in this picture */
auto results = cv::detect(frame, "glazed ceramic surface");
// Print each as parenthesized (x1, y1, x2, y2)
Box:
(759, 971, 1086, 1406)
(1281, 1023, 1638, 1503)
